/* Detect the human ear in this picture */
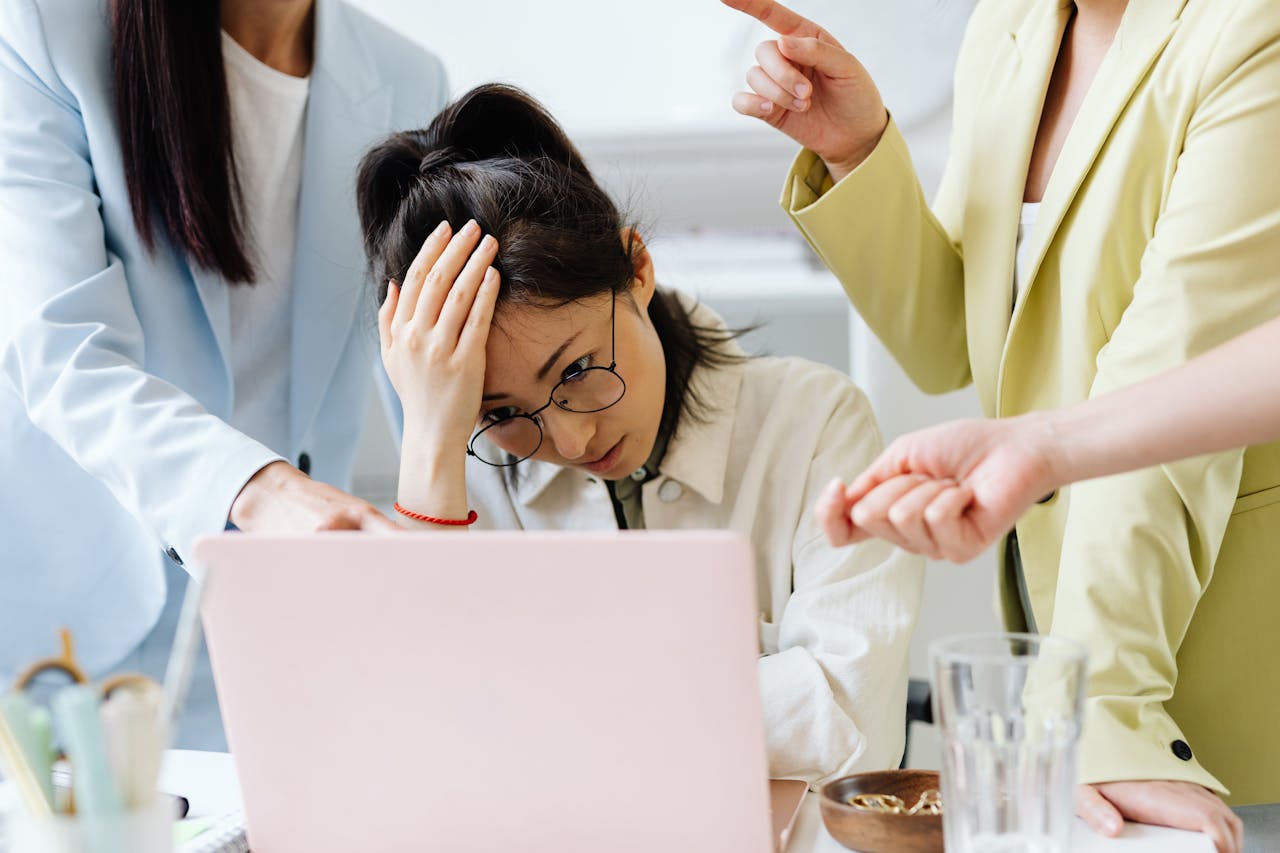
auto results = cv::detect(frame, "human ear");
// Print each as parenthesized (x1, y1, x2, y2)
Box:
(621, 227, 656, 310)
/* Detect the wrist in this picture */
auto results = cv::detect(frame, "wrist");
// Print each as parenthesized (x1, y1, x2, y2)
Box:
(396, 436, 469, 524)
(823, 109, 889, 183)
(1021, 410, 1073, 493)
(228, 460, 294, 529)
(399, 427, 468, 476)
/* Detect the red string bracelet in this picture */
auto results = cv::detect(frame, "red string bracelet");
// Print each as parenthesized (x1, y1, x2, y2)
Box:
(393, 503, 478, 526)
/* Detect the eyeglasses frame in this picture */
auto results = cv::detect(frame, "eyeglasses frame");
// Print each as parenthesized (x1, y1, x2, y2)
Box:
(466, 290, 626, 467)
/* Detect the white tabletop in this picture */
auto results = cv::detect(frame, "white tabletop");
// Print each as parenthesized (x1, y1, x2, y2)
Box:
(154, 751, 1216, 853)
(3, 751, 1253, 852)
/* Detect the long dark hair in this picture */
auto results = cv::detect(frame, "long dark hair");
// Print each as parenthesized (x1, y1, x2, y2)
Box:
(112, 0, 256, 283)
(356, 84, 744, 442)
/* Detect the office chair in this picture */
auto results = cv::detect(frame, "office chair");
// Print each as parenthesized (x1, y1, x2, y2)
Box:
(900, 677, 934, 769)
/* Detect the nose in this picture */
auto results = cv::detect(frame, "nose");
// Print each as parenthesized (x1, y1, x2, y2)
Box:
(542, 409, 596, 461)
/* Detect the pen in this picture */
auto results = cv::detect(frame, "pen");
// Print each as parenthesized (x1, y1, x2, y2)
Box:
(161, 565, 207, 746)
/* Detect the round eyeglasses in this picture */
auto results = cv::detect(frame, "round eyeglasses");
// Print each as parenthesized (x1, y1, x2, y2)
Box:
(467, 292, 626, 467)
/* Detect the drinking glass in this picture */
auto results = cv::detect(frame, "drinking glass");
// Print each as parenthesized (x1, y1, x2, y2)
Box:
(931, 633, 1087, 853)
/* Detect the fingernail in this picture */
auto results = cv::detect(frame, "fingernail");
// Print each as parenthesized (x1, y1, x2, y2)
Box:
(432, 220, 449, 237)
(760, 100, 773, 113)
(793, 98, 808, 110)
(481, 234, 497, 250)
(464, 219, 479, 234)
(795, 81, 810, 98)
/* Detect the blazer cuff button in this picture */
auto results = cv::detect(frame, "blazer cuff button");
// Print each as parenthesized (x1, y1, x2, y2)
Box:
(165, 547, 184, 566)
(1171, 739, 1193, 761)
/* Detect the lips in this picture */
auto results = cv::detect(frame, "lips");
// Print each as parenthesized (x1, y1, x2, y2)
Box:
(583, 438, 624, 475)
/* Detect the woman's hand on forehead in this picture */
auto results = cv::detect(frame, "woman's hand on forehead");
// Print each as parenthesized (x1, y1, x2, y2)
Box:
(379, 219, 501, 448)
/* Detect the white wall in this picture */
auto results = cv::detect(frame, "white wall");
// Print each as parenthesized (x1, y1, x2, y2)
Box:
(346, 0, 1000, 686)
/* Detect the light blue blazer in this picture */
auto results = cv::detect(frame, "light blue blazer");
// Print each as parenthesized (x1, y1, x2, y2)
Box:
(0, 0, 445, 677)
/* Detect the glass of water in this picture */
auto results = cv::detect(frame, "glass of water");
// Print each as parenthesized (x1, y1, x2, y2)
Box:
(931, 633, 1088, 853)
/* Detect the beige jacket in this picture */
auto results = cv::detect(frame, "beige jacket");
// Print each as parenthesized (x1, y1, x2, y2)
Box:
(465, 305, 924, 788)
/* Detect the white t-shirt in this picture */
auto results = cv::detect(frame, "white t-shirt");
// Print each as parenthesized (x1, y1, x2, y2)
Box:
(1013, 201, 1041, 307)
(221, 31, 310, 456)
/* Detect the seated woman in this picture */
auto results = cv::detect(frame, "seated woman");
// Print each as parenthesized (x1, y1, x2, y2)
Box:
(355, 84, 923, 787)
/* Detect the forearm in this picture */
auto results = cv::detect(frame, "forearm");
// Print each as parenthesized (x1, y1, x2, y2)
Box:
(768, 537, 923, 783)
(1035, 315, 1280, 488)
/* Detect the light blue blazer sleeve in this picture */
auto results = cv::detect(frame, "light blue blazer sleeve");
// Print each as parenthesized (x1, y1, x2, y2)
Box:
(0, 0, 448, 675)
(0, 0, 281, 554)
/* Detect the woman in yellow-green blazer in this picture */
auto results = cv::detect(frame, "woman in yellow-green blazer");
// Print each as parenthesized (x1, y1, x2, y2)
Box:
(725, 0, 1280, 829)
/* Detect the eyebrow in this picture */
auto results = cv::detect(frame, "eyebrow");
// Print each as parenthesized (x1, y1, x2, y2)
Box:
(480, 330, 584, 403)
(536, 331, 582, 382)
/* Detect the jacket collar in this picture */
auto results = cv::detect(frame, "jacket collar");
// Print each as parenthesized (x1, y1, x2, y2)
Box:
(964, 0, 1187, 414)
(1007, 0, 1186, 349)
(511, 298, 746, 508)
(961, 0, 1068, 413)
(186, 0, 392, 440)
(287, 0, 393, 447)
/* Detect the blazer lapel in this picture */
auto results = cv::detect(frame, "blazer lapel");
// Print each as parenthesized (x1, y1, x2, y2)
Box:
(189, 264, 234, 414)
(1008, 0, 1186, 343)
(964, 2, 1069, 413)
(288, 0, 392, 448)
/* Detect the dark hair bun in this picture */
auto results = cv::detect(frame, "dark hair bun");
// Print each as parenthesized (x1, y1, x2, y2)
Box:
(418, 147, 458, 175)
(431, 84, 591, 178)
(357, 83, 628, 308)
(355, 131, 431, 259)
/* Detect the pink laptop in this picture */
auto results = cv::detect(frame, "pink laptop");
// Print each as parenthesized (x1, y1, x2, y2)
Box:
(193, 531, 776, 853)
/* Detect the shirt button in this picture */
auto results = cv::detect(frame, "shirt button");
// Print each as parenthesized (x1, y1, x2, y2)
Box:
(1171, 739, 1193, 761)
(629, 468, 647, 482)
(657, 480, 683, 503)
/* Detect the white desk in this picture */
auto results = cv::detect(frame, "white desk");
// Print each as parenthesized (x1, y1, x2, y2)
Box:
(11, 751, 1278, 852)
(157, 752, 1222, 853)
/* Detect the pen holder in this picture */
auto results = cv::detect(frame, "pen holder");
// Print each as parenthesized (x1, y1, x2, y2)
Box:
(3, 801, 172, 853)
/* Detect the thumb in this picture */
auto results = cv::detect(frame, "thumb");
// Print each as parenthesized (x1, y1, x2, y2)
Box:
(362, 509, 403, 533)
(778, 35, 858, 79)
(1076, 786, 1124, 837)
(844, 458, 898, 505)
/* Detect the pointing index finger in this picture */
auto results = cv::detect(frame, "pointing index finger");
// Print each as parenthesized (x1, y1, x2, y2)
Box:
(721, 0, 822, 38)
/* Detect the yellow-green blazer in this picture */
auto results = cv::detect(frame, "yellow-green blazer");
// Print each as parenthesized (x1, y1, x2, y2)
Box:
(783, 0, 1280, 805)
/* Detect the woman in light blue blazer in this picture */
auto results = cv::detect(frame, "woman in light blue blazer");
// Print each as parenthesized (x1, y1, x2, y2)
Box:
(0, 0, 446, 747)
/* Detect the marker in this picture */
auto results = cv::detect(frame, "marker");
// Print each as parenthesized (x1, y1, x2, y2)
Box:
(51, 685, 122, 817)
(0, 693, 52, 816)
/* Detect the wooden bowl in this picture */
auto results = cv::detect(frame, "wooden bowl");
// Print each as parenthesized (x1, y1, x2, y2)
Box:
(818, 769, 943, 853)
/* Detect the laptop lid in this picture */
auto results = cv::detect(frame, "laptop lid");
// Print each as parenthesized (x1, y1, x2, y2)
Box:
(193, 531, 773, 853)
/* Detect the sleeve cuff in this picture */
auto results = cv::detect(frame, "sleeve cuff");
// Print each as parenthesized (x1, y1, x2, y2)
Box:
(758, 647, 869, 788)
(1077, 697, 1227, 795)
(779, 116, 914, 217)
(167, 438, 284, 566)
